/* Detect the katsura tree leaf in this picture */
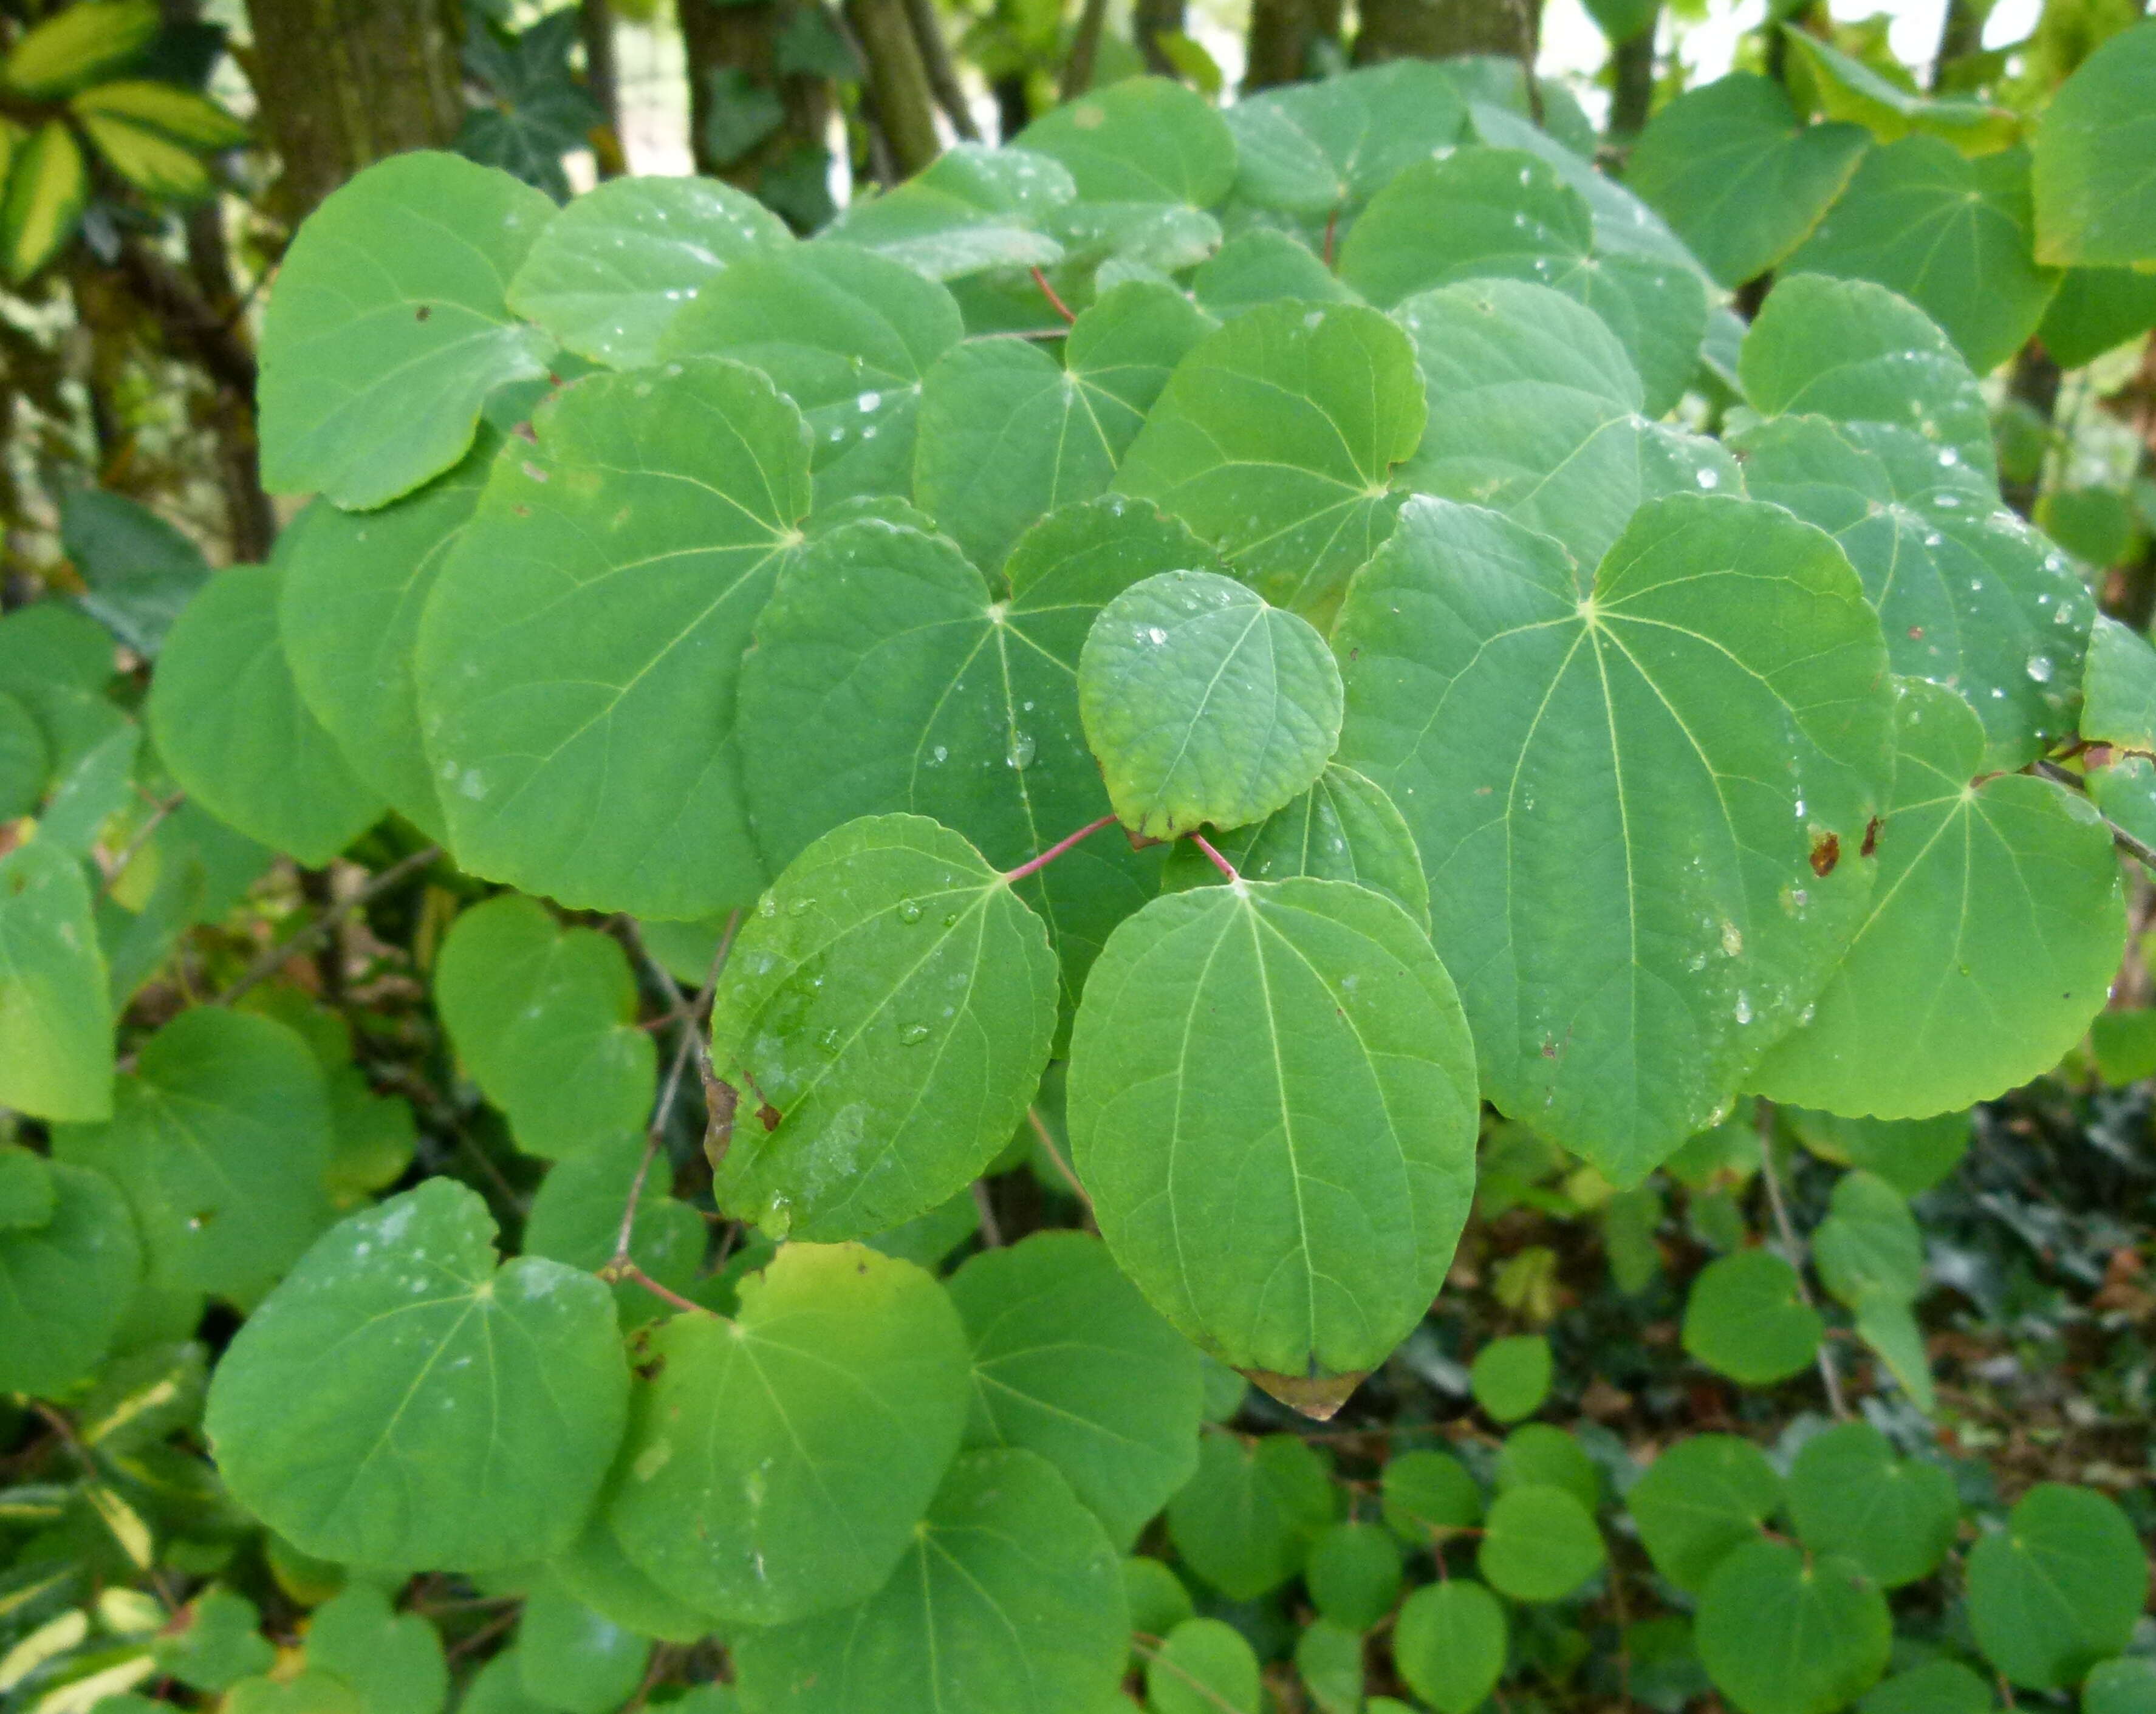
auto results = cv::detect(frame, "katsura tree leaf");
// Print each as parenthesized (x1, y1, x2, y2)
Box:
(2039, 265, 2156, 367)
(1338, 148, 1708, 416)
(1784, 1107, 1970, 1196)
(1224, 61, 1466, 216)
(1115, 299, 1425, 618)
(204, 1179, 631, 1571)
(1696, 1542, 1892, 1714)
(1476, 1484, 1604, 1602)
(1782, 29, 2020, 155)
(0, 1157, 139, 1396)
(1381, 1449, 1482, 1542)
(1394, 1580, 1507, 1714)
(432, 894, 655, 1160)
(257, 152, 557, 509)
(1784, 139, 2059, 375)
(1811, 1172, 1925, 1308)
(505, 174, 790, 369)
(416, 358, 810, 919)
(277, 433, 498, 840)
(159, 1587, 275, 1693)
(1465, 101, 1701, 273)
(1193, 230, 1356, 321)
(1787, 1421, 1957, 1589)
(915, 284, 1211, 577)
(738, 504, 1196, 1016)
(945, 1229, 1204, 1550)
(2031, 21, 2156, 267)
(706, 814, 1057, 1240)
(1148, 1617, 1261, 1714)
(1626, 73, 1869, 289)
(1626, 1433, 1781, 1593)
(0, 690, 43, 818)
(1303, 1521, 1402, 1631)
(1469, 1333, 1552, 1423)
(1335, 496, 1894, 1181)
(58, 487, 210, 658)
(1731, 415, 2092, 770)
(0, 1141, 52, 1227)
(731, 1447, 1128, 1714)
(1160, 763, 1430, 931)
(522, 1130, 705, 1328)
(1389, 279, 1736, 573)
(1295, 1617, 1364, 1714)
(1680, 1251, 1823, 1385)
(52, 1008, 335, 1305)
(1494, 1424, 1601, 1513)
(2086, 1661, 2156, 1714)
(1079, 572, 1341, 840)
(658, 242, 962, 514)
(304, 1585, 449, 1714)
(1069, 878, 1477, 1407)
(606, 1241, 971, 1627)
(1861, 1662, 1995, 1714)
(0, 602, 124, 777)
(1751, 680, 2124, 1119)
(1165, 1433, 1334, 1599)
(0, 841, 113, 1121)
(1740, 273, 1996, 477)
(1967, 1483, 2147, 1689)
(549, 1514, 720, 1644)
(824, 145, 1076, 279)
(149, 566, 385, 867)
(1015, 77, 1237, 207)
(2080, 613, 2156, 752)
(515, 1585, 650, 1714)
(1124, 1555, 1196, 1642)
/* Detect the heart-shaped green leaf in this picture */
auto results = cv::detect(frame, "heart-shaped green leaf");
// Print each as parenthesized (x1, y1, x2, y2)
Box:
(0, 1156, 139, 1396)
(0, 841, 112, 1121)
(2031, 21, 2156, 267)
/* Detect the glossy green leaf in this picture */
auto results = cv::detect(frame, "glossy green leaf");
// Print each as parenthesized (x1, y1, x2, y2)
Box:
(606, 1241, 970, 1626)
(1015, 77, 1236, 207)
(1626, 1433, 1781, 1593)
(731, 1447, 1128, 1714)
(1115, 299, 1424, 618)
(1696, 1542, 1892, 1714)
(0, 841, 113, 1121)
(1753, 680, 2124, 1118)
(522, 1130, 705, 1328)
(433, 894, 655, 1160)
(1731, 414, 2091, 769)
(1068, 878, 1477, 1404)
(0, 1158, 139, 1396)
(1381, 1449, 1482, 1542)
(1785, 139, 2059, 375)
(824, 145, 1075, 279)
(149, 566, 385, 867)
(505, 174, 789, 368)
(258, 152, 557, 508)
(1627, 73, 1869, 288)
(1394, 1580, 1507, 1714)
(1224, 60, 1466, 216)
(516, 1585, 649, 1714)
(1389, 279, 1737, 573)
(1079, 571, 1341, 840)
(277, 434, 498, 839)
(1470, 1334, 1552, 1423)
(1193, 229, 1354, 321)
(1335, 494, 1894, 1181)
(739, 503, 1194, 1014)
(1680, 1251, 1823, 1385)
(1165, 1432, 1333, 1599)
(1339, 148, 1708, 415)
(305, 1585, 448, 1714)
(1477, 1484, 1604, 1601)
(2031, 21, 2156, 267)
(1967, 1483, 2147, 1689)
(416, 358, 810, 918)
(1812, 1172, 1925, 1308)
(1159, 763, 1429, 930)
(1466, 101, 1699, 273)
(946, 1229, 1203, 1549)
(1787, 1421, 1957, 1589)
(52, 1008, 334, 1304)
(2081, 613, 2156, 752)
(1740, 273, 1995, 477)
(659, 241, 962, 513)
(1783, 29, 2019, 155)
(1304, 1521, 1401, 1631)
(204, 1179, 631, 1571)
(706, 814, 1057, 1240)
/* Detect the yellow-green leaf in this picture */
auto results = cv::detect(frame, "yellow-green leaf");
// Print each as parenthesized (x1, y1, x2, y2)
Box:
(2, 121, 88, 282)
(2, 0, 159, 97)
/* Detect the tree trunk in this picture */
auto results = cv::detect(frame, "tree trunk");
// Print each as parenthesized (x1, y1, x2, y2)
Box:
(581, 0, 627, 176)
(1134, 0, 1184, 77)
(1352, 0, 1536, 68)
(1607, 13, 1657, 144)
(1244, 0, 1342, 92)
(848, 0, 943, 174)
(900, 0, 979, 140)
(678, 0, 837, 224)
(1929, 0, 1985, 92)
(241, 0, 463, 225)
(2002, 341, 2062, 520)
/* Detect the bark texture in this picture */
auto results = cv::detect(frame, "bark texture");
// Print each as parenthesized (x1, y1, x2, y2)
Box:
(1352, 0, 1537, 67)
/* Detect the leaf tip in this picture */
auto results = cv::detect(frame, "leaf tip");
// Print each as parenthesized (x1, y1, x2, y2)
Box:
(1243, 1367, 1367, 1421)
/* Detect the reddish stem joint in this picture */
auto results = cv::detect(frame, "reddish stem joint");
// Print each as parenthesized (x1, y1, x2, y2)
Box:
(1004, 814, 1117, 884)
(1030, 265, 1078, 326)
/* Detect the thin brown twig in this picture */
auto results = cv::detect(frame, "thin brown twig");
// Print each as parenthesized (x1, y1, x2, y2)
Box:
(214, 845, 441, 1006)
(1025, 1106, 1092, 1217)
(971, 1180, 1005, 1246)
(1004, 813, 1114, 881)
(100, 791, 184, 896)
(1754, 1099, 1850, 1420)
(1130, 1636, 1249, 1714)
(1028, 264, 1078, 327)
(618, 1262, 712, 1317)
(2036, 759, 2156, 867)
(1189, 832, 1238, 882)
